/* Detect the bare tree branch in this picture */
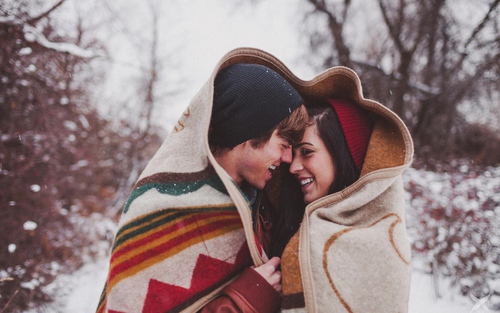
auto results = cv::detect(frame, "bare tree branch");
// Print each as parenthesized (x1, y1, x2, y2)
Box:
(341, 0, 351, 21)
(463, 0, 500, 50)
(140, 0, 161, 134)
(378, 0, 403, 51)
(27, 0, 66, 25)
(306, 0, 353, 67)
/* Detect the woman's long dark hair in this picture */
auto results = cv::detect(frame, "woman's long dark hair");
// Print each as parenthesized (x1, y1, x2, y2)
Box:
(270, 100, 360, 257)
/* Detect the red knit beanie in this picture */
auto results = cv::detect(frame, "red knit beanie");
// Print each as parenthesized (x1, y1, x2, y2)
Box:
(328, 99, 374, 172)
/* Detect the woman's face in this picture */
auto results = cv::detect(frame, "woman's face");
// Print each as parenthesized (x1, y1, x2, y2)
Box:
(290, 123, 336, 204)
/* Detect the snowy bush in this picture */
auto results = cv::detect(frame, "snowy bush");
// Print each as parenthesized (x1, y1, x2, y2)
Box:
(404, 163, 500, 310)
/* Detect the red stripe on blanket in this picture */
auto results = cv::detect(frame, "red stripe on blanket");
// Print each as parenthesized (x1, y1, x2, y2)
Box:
(111, 210, 238, 262)
(108, 216, 242, 290)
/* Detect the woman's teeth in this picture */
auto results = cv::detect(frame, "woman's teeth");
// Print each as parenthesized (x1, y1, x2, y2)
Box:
(300, 178, 314, 186)
(269, 165, 276, 171)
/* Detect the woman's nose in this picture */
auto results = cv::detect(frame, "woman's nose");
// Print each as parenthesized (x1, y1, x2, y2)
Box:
(289, 157, 302, 174)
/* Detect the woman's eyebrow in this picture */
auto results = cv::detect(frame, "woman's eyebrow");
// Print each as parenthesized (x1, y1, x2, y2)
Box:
(293, 142, 314, 148)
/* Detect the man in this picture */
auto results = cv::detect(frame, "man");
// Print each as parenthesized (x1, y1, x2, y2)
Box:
(97, 55, 308, 313)
(203, 63, 308, 312)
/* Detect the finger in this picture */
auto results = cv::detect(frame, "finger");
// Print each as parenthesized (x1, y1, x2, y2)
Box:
(268, 271, 282, 286)
(274, 284, 282, 293)
(266, 257, 281, 270)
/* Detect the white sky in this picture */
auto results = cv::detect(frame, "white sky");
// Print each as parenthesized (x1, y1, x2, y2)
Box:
(88, 0, 499, 133)
(92, 0, 315, 132)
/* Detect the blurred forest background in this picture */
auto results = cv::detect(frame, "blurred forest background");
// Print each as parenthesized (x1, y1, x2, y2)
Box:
(1, 0, 499, 312)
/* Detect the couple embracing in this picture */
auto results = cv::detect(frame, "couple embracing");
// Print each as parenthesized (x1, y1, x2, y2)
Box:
(97, 47, 413, 313)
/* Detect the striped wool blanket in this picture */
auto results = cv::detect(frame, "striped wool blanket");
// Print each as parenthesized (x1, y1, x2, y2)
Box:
(97, 49, 273, 313)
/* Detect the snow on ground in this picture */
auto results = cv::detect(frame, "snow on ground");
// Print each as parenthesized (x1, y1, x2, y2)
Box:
(31, 165, 500, 312)
(409, 271, 474, 313)
(34, 258, 483, 313)
(54, 259, 109, 313)
(26, 258, 108, 313)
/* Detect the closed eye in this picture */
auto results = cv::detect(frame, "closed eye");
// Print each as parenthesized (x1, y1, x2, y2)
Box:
(301, 148, 313, 156)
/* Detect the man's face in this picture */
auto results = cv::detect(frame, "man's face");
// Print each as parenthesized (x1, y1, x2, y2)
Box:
(236, 129, 292, 190)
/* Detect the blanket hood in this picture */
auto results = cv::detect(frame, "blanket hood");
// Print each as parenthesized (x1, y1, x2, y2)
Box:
(213, 47, 413, 218)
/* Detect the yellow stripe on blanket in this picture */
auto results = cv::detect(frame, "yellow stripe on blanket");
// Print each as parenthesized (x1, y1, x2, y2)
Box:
(107, 207, 243, 291)
(111, 213, 239, 265)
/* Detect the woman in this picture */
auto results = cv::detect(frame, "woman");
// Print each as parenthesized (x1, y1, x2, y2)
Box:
(277, 95, 414, 312)
(271, 99, 373, 258)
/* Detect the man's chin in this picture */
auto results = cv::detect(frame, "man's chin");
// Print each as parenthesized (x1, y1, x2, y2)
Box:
(245, 176, 267, 190)
(253, 180, 267, 190)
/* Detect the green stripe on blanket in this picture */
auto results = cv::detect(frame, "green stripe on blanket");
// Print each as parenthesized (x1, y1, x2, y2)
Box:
(123, 173, 228, 213)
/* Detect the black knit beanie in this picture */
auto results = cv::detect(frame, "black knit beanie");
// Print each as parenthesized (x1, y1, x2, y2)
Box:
(210, 63, 303, 147)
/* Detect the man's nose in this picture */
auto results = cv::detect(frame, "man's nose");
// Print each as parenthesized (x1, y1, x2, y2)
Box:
(281, 148, 292, 163)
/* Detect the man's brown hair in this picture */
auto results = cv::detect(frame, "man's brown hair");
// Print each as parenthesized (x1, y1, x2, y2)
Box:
(249, 104, 309, 149)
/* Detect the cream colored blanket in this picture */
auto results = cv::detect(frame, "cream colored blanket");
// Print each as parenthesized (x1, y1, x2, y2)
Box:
(278, 65, 414, 313)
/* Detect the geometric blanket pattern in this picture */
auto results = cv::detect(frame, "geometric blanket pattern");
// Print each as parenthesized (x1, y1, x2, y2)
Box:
(96, 166, 254, 313)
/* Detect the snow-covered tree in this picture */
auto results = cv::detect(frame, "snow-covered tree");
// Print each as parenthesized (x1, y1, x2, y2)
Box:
(0, 1, 162, 311)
